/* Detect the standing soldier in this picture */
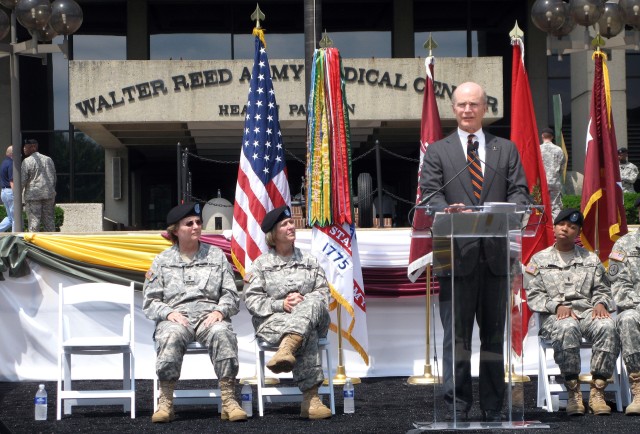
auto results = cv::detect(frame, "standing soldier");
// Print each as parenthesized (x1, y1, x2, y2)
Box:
(525, 209, 619, 416)
(608, 197, 640, 415)
(618, 148, 638, 193)
(21, 139, 57, 232)
(540, 128, 566, 220)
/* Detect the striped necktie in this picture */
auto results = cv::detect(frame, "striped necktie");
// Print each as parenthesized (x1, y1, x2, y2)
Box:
(467, 134, 483, 201)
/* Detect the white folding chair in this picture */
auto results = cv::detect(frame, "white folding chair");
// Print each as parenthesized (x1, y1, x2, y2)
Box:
(536, 313, 628, 412)
(255, 337, 335, 417)
(152, 341, 222, 412)
(57, 282, 136, 420)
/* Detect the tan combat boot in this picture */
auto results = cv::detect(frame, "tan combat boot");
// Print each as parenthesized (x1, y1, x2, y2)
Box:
(589, 379, 611, 415)
(625, 372, 640, 415)
(300, 385, 332, 419)
(564, 379, 585, 416)
(152, 380, 176, 423)
(219, 378, 248, 422)
(266, 333, 303, 374)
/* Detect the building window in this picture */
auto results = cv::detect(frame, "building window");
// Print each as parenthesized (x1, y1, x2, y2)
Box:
(151, 34, 232, 60)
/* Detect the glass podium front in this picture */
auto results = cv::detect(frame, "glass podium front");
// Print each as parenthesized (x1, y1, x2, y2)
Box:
(411, 204, 549, 430)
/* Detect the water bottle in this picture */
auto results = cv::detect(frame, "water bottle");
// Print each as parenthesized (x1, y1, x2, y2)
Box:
(343, 378, 355, 414)
(241, 381, 253, 417)
(34, 384, 47, 421)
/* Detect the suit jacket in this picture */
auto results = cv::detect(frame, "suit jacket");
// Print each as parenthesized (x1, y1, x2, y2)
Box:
(419, 131, 530, 276)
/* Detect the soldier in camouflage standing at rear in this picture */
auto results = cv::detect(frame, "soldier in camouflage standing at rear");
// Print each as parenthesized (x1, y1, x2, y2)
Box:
(21, 139, 56, 231)
(608, 197, 640, 415)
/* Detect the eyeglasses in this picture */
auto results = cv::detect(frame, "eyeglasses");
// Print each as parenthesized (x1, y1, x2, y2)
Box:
(183, 219, 202, 227)
(454, 102, 482, 110)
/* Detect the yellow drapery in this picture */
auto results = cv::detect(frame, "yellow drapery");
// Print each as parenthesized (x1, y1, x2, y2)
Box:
(23, 233, 171, 272)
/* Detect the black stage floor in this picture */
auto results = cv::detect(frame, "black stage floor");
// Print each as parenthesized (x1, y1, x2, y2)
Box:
(0, 377, 637, 433)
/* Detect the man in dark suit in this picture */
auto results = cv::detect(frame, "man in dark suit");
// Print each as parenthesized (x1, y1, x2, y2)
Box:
(419, 81, 530, 421)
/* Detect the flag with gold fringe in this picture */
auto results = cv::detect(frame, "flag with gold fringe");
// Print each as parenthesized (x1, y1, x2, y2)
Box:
(307, 46, 369, 365)
(580, 49, 627, 263)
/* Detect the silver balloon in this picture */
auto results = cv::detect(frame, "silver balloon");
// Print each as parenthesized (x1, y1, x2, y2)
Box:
(50, 0, 83, 35)
(570, 0, 605, 27)
(551, 2, 577, 37)
(598, 2, 624, 38)
(15, 0, 52, 31)
(619, 0, 640, 28)
(531, 0, 567, 33)
(0, 9, 9, 41)
(0, 0, 20, 10)
(30, 23, 58, 42)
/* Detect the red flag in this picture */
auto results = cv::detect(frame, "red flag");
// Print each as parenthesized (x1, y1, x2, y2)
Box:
(580, 50, 627, 262)
(510, 38, 554, 356)
(231, 29, 291, 277)
(407, 57, 443, 282)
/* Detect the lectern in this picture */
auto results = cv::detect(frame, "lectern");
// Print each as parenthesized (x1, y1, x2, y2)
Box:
(411, 204, 548, 431)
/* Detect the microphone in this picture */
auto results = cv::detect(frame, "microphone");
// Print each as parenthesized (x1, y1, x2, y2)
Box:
(415, 157, 476, 209)
(415, 140, 481, 209)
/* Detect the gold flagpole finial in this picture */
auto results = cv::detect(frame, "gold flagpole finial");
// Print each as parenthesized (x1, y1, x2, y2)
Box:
(423, 33, 438, 57)
(319, 29, 333, 48)
(509, 21, 524, 42)
(251, 3, 265, 29)
(592, 33, 605, 51)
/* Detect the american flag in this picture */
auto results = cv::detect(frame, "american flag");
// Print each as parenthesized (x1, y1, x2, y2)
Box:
(231, 31, 291, 276)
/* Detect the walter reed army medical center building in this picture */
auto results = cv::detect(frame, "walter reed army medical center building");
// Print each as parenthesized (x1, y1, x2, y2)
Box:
(1, 0, 639, 230)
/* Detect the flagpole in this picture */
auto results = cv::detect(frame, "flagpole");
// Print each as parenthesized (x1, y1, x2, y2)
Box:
(329, 304, 361, 385)
(407, 264, 438, 385)
(407, 34, 440, 386)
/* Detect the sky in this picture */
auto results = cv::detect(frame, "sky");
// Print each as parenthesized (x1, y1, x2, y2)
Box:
(52, 30, 476, 129)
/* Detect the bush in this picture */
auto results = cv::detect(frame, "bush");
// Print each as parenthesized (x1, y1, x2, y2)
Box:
(562, 194, 640, 225)
(0, 205, 65, 231)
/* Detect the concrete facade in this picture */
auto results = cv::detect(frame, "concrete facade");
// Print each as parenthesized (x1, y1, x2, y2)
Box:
(69, 57, 504, 129)
(69, 57, 504, 226)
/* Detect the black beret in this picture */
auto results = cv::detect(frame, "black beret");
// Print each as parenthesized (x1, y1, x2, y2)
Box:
(634, 196, 640, 209)
(541, 127, 554, 136)
(166, 202, 201, 225)
(618, 148, 628, 154)
(260, 205, 292, 233)
(554, 208, 583, 226)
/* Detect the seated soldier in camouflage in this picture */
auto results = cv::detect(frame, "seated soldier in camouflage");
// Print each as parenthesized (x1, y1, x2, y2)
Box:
(143, 202, 246, 423)
(525, 208, 619, 416)
(608, 197, 640, 415)
(244, 205, 332, 420)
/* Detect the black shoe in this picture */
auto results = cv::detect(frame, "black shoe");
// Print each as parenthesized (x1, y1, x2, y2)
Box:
(445, 408, 469, 422)
(482, 410, 502, 422)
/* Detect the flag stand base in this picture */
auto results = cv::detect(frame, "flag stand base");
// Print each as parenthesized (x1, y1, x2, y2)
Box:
(324, 365, 361, 386)
(407, 363, 440, 385)
(504, 364, 530, 383)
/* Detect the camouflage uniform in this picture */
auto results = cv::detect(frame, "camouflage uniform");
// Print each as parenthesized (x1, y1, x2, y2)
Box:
(620, 161, 639, 193)
(540, 141, 565, 219)
(21, 152, 56, 232)
(608, 229, 640, 372)
(244, 247, 330, 392)
(525, 244, 619, 378)
(143, 243, 241, 381)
